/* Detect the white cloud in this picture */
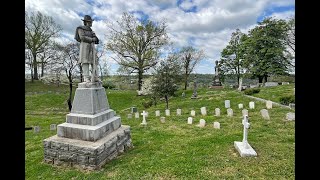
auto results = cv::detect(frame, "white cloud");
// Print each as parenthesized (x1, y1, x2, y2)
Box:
(267, 11, 295, 20)
(25, 0, 295, 75)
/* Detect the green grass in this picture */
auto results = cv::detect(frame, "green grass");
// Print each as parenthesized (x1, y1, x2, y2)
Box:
(26, 81, 295, 179)
(246, 84, 295, 103)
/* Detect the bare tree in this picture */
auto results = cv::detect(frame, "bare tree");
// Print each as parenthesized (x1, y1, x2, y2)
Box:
(178, 46, 205, 90)
(96, 42, 108, 81)
(106, 12, 169, 90)
(25, 11, 62, 80)
(37, 41, 57, 77)
(54, 42, 80, 111)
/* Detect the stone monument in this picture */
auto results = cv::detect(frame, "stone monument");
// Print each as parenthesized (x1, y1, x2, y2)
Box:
(210, 60, 223, 88)
(234, 115, 257, 157)
(43, 15, 133, 170)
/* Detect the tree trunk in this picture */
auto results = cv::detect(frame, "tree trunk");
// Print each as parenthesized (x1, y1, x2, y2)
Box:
(32, 53, 38, 80)
(258, 76, 263, 83)
(165, 95, 169, 109)
(30, 64, 34, 83)
(138, 70, 143, 91)
(264, 75, 268, 83)
(184, 74, 188, 90)
(237, 75, 240, 86)
(41, 61, 44, 77)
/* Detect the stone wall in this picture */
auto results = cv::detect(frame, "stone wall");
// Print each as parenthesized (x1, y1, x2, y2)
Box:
(43, 125, 133, 170)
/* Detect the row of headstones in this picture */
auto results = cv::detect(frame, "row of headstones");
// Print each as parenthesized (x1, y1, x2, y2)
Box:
(28, 124, 57, 133)
(157, 116, 221, 128)
(131, 105, 294, 121)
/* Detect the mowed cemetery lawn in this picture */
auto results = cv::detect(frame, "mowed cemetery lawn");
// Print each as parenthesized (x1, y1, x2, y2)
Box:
(248, 83, 295, 104)
(25, 81, 295, 179)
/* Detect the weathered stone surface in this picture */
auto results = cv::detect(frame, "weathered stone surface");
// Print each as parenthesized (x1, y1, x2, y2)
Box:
(260, 109, 270, 120)
(50, 124, 57, 131)
(249, 102, 255, 109)
(238, 104, 243, 109)
(227, 108, 233, 117)
(165, 109, 170, 116)
(266, 101, 273, 109)
(200, 107, 207, 116)
(43, 125, 132, 170)
(234, 141, 257, 157)
(177, 109, 182, 116)
(215, 108, 220, 116)
(242, 109, 248, 117)
(66, 109, 115, 126)
(191, 110, 196, 117)
(187, 117, 193, 124)
(71, 87, 110, 115)
(57, 116, 121, 141)
(160, 117, 165, 123)
(286, 112, 295, 121)
(213, 122, 220, 129)
(155, 110, 160, 117)
(225, 100, 230, 108)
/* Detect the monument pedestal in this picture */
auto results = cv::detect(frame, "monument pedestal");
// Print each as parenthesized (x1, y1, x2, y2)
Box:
(234, 141, 257, 157)
(43, 82, 133, 170)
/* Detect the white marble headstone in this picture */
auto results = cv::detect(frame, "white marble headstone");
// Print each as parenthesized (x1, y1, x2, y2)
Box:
(127, 114, 132, 119)
(34, 126, 40, 133)
(191, 110, 196, 116)
(200, 107, 207, 116)
(155, 110, 160, 117)
(260, 109, 270, 120)
(50, 124, 56, 131)
(286, 112, 295, 121)
(227, 108, 233, 117)
(215, 108, 220, 116)
(242, 109, 248, 117)
(165, 109, 170, 116)
(160, 117, 166, 123)
(238, 104, 243, 109)
(249, 101, 255, 109)
(199, 119, 206, 127)
(187, 117, 193, 124)
(177, 109, 182, 116)
(225, 100, 230, 108)
(266, 100, 273, 109)
(135, 112, 139, 119)
(213, 122, 220, 129)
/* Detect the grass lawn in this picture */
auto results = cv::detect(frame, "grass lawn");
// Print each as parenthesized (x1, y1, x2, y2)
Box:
(247, 84, 295, 104)
(25, 81, 295, 179)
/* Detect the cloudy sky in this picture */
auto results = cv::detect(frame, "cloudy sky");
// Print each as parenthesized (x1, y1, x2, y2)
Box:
(25, 0, 295, 75)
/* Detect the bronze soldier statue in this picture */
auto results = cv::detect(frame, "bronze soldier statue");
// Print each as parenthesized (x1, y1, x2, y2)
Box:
(74, 15, 99, 82)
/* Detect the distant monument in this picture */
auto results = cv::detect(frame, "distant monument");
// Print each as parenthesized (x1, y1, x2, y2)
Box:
(43, 15, 133, 170)
(211, 60, 223, 88)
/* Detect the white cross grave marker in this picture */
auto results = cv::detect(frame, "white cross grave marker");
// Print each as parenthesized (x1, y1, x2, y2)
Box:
(141, 111, 148, 125)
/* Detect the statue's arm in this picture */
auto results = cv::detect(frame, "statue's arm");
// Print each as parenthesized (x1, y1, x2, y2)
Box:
(92, 32, 99, 44)
(78, 29, 95, 43)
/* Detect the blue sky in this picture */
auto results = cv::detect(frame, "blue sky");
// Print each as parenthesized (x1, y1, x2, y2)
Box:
(26, 0, 295, 75)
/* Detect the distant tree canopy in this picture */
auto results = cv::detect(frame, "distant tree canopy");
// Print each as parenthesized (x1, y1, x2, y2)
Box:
(220, 17, 294, 84)
(106, 12, 169, 91)
(25, 11, 62, 80)
(219, 29, 246, 85)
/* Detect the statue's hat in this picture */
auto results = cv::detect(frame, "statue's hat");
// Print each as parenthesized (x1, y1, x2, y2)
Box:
(81, 15, 94, 22)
